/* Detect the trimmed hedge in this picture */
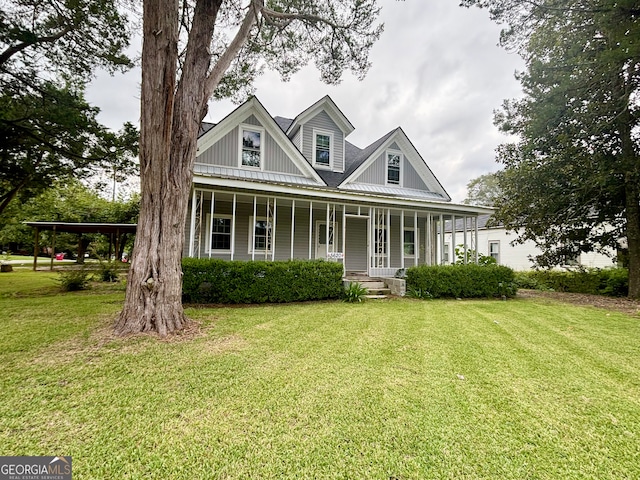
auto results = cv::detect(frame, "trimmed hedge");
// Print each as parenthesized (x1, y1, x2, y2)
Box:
(182, 258, 344, 304)
(406, 264, 517, 299)
(514, 268, 628, 297)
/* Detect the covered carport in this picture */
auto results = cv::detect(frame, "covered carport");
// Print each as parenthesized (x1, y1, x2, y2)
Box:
(25, 222, 137, 270)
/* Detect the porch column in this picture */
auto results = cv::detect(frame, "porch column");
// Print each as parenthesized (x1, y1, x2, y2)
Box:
(271, 197, 277, 262)
(439, 214, 445, 265)
(463, 216, 468, 264)
(414, 211, 419, 267)
(425, 213, 431, 266)
(308, 201, 313, 259)
(368, 207, 373, 271)
(188, 189, 197, 257)
(342, 204, 346, 275)
(474, 216, 479, 263)
(252, 195, 257, 261)
(209, 191, 215, 258)
(386, 208, 391, 269)
(325, 203, 330, 255)
(451, 215, 456, 264)
(231, 194, 236, 260)
(290, 200, 295, 260)
(400, 209, 405, 270)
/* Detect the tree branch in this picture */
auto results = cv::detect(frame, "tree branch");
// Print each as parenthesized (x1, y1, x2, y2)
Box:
(0, 25, 73, 67)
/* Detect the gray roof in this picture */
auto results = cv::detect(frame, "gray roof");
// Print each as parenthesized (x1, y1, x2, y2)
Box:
(197, 98, 446, 199)
(193, 164, 320, 186)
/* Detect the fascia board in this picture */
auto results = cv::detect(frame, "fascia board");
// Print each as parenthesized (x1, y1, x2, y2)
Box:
(286, 96, 355, 136)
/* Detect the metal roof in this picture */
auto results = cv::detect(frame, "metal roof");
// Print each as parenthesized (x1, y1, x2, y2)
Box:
(193, 164, 321, 186)
(25, 222, 137, 234)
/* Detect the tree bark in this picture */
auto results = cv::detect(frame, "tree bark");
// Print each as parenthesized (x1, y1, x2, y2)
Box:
(115, 0, 233, 336)
(624, 178, 640, 299)
(115, 0, 184, 336)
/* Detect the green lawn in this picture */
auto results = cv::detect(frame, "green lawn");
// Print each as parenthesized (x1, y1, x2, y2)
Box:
(1, 271, 639, 479)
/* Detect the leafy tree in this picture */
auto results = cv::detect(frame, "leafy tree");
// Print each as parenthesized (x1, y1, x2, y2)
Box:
(0, 0, 137, 215)
(0, 180, 140, 258)
(116, 0, 383, 336)
(463, 172, 502, 206)
(463, 0, 640, 298)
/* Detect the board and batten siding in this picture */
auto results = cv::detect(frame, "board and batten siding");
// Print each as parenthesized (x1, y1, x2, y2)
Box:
(352, 144, 430, 191)
(197, 115, 305, 176)
(185, 199, 352, 261)
(301, 111, 345, 172)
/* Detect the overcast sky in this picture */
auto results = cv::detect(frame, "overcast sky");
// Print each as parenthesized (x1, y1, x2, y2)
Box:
(86, 0, 524, 203)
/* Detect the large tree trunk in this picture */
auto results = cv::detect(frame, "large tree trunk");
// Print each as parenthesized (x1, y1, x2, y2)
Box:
(115, 0, 224, 336)
(625, 179, 640, 299)
(115, 0, 186, 336)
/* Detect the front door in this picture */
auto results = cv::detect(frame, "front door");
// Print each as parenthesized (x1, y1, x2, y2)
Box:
(315, 221, 335, 259)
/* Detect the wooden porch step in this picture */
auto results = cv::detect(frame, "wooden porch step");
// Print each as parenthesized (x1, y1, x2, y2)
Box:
(365, 294, 390, 300)
(344, 275, 392, 298)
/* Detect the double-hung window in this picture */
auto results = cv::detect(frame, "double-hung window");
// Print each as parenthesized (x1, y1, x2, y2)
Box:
(403, 229, 415, 256)
(387, 151, 402, 185)
(209, 216, 232, 252)
(240, 126, 263, 169)
(313, 131, 332, 168)
(489, 241, 500, 263)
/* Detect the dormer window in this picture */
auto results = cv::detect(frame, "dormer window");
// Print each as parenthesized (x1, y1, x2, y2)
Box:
(239, 125, 264, 169)
(313, 130, 333, 168)
(387, 151, 402, 185)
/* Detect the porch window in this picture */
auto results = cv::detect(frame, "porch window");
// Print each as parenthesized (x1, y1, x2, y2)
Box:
(489, 241, 500, 263)
(387, 151, 402, 185)
(313, 130, 332, 168)
(249, 216, 272, 253)
(404, 229, 415, 256)
(443, 243, 450, 264)
(240, 126, 263, 169)
(210, 216, 232, 251)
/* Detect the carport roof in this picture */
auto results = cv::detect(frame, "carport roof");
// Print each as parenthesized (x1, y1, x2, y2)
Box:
(25, 222, 137, 235)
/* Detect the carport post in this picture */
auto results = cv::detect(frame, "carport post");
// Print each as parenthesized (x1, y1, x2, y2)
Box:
(33, 226, 39, 271)
(50, 225, 56, 271)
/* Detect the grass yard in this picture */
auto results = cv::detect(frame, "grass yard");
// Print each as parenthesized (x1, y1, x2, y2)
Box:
(0, 270, 639, 479)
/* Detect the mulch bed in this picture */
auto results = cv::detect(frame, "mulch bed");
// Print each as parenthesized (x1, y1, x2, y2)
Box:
(517, 289, 640, 317)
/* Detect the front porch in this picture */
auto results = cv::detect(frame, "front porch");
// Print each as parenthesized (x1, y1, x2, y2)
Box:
(185, 186, 482, 277)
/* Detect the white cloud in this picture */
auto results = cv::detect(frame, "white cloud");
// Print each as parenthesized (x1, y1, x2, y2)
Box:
(86, 0, 524, 203)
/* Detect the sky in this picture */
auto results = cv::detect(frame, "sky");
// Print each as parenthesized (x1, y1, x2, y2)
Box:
(85, 0, 524, 203)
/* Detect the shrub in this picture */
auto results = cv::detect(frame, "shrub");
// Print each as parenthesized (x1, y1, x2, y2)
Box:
(343, 282, 368, 303)
(57, 269, 92, 291)
(406, 264, 517, 299)
(182, 259, 344, 304)
(514, 268, 628, 297)
(406, 286, 433, 300)
(97, 260, 121, 282)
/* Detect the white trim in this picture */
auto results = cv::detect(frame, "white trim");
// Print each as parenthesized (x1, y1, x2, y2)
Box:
(193, 176, 491, 216)
(312, 129, 334, 170)
(385, 149, 403, 187)
(286, 96, 355, 136)
(238, 123, 265, 170)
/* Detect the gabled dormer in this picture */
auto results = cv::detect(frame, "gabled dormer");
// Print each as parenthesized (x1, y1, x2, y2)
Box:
(196, 97, 325, 186)
(339, 128, 451, 202)
(285, 96, 355, 173)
